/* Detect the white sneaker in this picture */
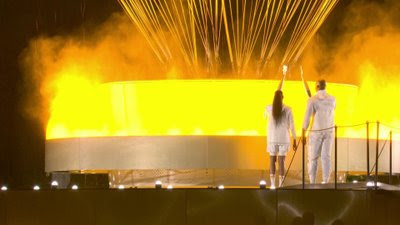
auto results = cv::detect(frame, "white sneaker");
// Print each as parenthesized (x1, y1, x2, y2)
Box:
(279, 176, 284, 187)
(270, 174, 276, 188)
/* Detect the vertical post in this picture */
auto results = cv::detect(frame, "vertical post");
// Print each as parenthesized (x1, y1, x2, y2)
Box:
(375, 121, 379, 190)
(302, 129, 306, 190)
(366, 122, 370, 180)
(335, 126, 338, 190)
(390, 131, 393, 185)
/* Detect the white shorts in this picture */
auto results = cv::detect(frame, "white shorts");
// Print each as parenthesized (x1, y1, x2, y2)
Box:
(267, 144, 289, 156)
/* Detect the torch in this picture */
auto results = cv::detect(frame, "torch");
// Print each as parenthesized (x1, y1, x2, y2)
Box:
(282, 65, 310, 186)
(277, 65, 288, 91)
(300, 66, 312, 98)
(300, 65, 311, 162)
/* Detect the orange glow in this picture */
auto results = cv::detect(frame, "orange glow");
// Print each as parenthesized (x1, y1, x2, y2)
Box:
(351, 63, 400, 140)
(46, 79, 362, 140)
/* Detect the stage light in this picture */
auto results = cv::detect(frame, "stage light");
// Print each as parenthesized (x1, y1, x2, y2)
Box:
(51, 180, 59, 188)
(155, 180, 162, 189)
(352, 180, 358, 184)
(167, 184, 173, 190)
(33, 185, 40, 191)
(71, 185, 78, 190)
(259, 180, 267, 189)
(1, 186, 7, 191)
(270, 185, 276, 190)
(366, 181, 374, 187)
(217, 185, 224, 190)
(118, 185, 125, 190)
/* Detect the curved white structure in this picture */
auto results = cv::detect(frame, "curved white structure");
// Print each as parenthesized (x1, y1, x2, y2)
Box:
(46, 135, 400, 173)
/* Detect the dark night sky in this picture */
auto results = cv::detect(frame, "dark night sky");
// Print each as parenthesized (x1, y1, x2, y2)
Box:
(0, 0, 372, 188)
(0, 0, 122, 188)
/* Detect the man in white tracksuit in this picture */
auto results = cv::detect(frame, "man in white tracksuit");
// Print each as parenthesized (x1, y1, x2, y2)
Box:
(302, 80, 336, 184)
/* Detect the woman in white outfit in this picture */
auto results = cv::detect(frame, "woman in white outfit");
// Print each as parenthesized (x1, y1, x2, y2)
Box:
(265, 90, 297, 188)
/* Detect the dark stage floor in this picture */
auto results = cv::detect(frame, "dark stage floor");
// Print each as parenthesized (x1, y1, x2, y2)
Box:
(1, 188, 400, 225)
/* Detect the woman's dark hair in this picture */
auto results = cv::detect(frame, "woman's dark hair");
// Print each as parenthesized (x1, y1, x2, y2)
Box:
(272, 90, 284, 124)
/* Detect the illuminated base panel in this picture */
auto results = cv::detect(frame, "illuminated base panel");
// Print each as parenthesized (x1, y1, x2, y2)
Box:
(45, 80, 400, 187)
(46, 136, 400, 187)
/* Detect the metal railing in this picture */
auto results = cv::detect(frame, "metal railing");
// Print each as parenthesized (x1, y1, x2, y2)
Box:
(286, 121, 398, 190)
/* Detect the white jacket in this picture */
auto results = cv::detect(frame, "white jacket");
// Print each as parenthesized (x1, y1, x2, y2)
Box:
(265, 105, 296, 144)
(303, 90, 336, 132)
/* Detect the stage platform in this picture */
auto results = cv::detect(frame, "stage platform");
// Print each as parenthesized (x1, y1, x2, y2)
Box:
(285, 181, 400, 191)
(1, 187, 400, 225)
(46, 135, 400, 188)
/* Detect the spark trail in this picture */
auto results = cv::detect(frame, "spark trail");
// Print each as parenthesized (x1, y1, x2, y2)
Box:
(119, 0, 339, 76)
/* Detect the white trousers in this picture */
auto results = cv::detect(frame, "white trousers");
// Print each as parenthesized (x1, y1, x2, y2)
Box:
(308, 131, 333, 183)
